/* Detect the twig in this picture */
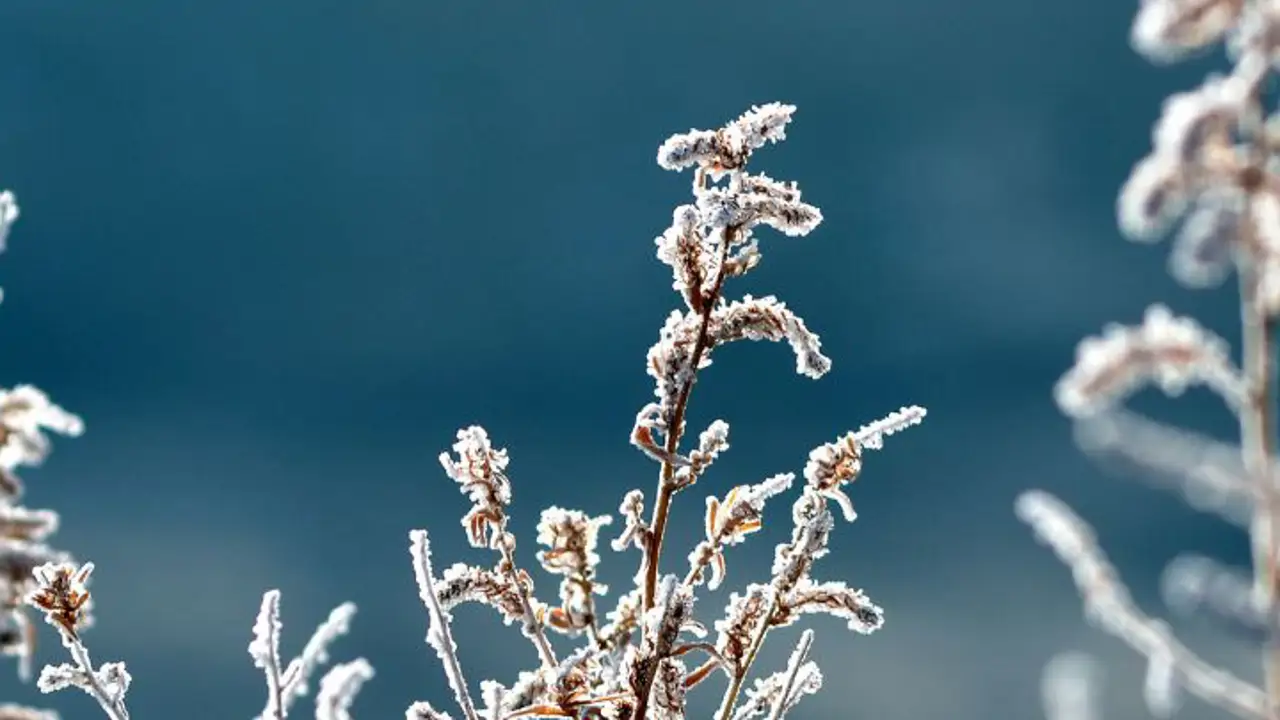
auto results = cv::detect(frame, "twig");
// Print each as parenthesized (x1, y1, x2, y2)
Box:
(1018, 490, 1268, 720)
(641, 227, 736, 614)
(410, 529, 482, 720)
(766, 629, 814, 720)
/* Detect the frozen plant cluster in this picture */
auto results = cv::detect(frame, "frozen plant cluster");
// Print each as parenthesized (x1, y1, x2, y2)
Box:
(0, 105, 925, 720)
(1018, 1, 1280, 718)
(0, 192, 119, 720)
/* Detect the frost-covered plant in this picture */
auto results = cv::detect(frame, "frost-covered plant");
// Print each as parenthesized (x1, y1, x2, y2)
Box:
(2, 105, 926, 720)
(402, 103, 925, 720)
(0, 190, 113, 720)
(1018, 2, 1280, 718)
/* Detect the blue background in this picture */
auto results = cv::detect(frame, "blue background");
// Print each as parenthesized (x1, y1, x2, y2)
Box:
(0, 0, 1265, 718)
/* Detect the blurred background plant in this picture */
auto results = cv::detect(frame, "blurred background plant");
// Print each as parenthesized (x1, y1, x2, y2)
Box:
(1019, 1, 1280, 718)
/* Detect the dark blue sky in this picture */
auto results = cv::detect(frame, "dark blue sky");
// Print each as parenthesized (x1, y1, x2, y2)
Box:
(0, 0, 1264, 718)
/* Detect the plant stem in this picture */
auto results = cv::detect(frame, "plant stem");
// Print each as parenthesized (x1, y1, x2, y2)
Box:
(641, 228, 735, 613)
(68, 638, 128, 720)
(497, 537, 558, 669)
(1239, 211, 1280, 720)
(630, 228, 735, 720)
(716, 597, 776, 720)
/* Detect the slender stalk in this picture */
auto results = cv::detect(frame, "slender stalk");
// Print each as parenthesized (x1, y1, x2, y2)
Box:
(496, 537, 558, 669)
(716, 597, 777, 720)
(68, 640, 128, 720)
(410, 530, 482, 720)
(1239, 240, 1280, 720)
(641, 228, 735, 613)
(766, 630, 814, 720)
(631, 227, 735, 720)
(576, 575, 604, 649)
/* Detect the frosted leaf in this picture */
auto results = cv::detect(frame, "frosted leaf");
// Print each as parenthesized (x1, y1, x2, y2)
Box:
(436, 562, 528, 626)
(279, 601, 357, 705)
(0, 704, 58, 720)
(851, 405, 928, 451)
(0, 506, 59, 543)
(34, 663, 81, 694)
(315, 658, 374, 720)
(536, 507, 612, 579)
(710, 295, 831, 379)
(696, 179, 822, 237)
(1118, 153, 1189, 240)
(801, 407, 926, 521)
(1169, 193, 1239, 287)
(778, 579, 884, 634)
(1132, 0, 1243, 63)
(406, 701, 455, 720)
(654, 205, 709, 312)
(771, 490, 834, 590)
(1228, 3, 1280, 65)
(728, 103, 797, 154)
(714, 584, 776, 668)
(695, 473, 794, 589)
(646, 658, 686, 720)
(673, 418, 731, 487)
(249, 589, 358, 720)
(1055, 304, 1243, 416)
(656, 129, 722, 173)
(1161, 554, 1270, 638)
(0, 386, 84, 472)
(1153, 74, 1250, 162)
(657, 103, 796, 173)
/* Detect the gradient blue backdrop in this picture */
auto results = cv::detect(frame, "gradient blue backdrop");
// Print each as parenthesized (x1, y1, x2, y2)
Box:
(0, 0, 1261, 718)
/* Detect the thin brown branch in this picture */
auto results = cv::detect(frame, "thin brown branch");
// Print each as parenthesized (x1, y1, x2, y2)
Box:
(632, 227, 736, 720)
(496, 535, 558, 669)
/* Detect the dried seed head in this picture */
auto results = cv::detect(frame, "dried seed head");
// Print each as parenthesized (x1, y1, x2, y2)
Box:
(26, 562, 91, 642)
(439, 426, 513, 549)
(536, 508, 612, 580)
